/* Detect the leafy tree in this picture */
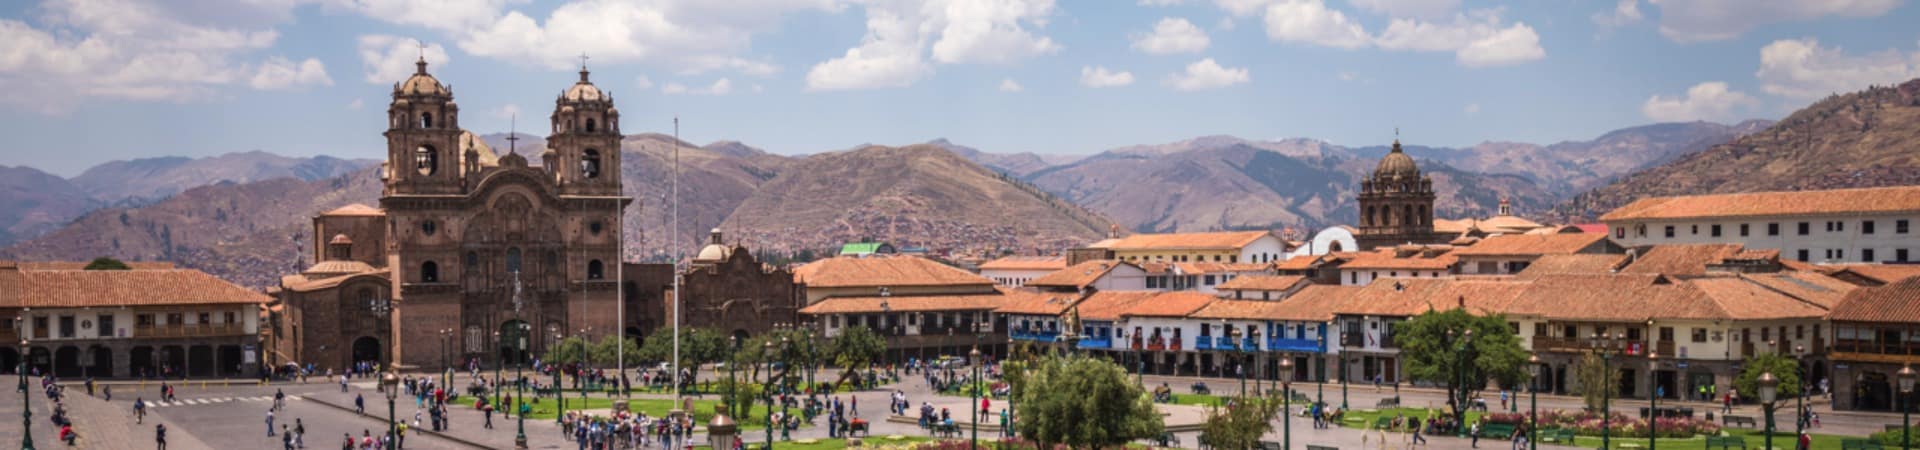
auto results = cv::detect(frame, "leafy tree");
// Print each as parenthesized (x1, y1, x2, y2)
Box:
(1572, 351, 1620, 412)
(1013, 354, 1164, 449)
(1735, 353, 1802, 416)
(1199, 394, 1284, 450)
(544, 336, 591, 368)
(1396, 308, 1531, 423)
(827, 325, 886, 386)
(589, 336, 645, 368)
(637, 327, 730, 388)
(83, 257, 131, 270)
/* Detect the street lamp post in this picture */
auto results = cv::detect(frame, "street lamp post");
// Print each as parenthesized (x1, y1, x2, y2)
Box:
(1333, 320, 1348, 410)
(1795, 345, 1806, 438)
(578, 328, 589, 408)
(21, 336, 34, 450)
(1899, 365, 1915, 450)
(1590, 332, 1618, 450)
(727, 336, 740, 416)
(1250, 327, 1263, 396)
(553, 332, 565, 425)
(493, 331, 503, 409)
(1760, 372, 1779, 450)
(970, 347, 982, 450)
(515, 323, 529, 450)
(1529, 354, 1539, 450)
(382, 372, 399, 450)
(763, 339, 776, 449)
(1649, 352, 1659, 450)
(1450, 328, 1475, 438)
(1280, 357, 1294, 450)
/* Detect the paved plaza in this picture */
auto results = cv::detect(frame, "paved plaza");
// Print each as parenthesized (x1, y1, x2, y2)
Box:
(3, 368, 1902, 450)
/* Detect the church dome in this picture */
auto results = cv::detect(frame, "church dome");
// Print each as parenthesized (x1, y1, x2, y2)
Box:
(1375, 140, 1419, 178)
(329, 234, 354, 245)
(693, 228, 732, 262)
(561, 67, 605, 102)
(396, 59, 448, 96)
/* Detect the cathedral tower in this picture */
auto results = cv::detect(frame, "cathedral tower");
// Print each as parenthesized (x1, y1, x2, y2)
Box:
(546, 63, 623, 196)
(1354, 139, 1445, 249)
(384, 57, 462, 196)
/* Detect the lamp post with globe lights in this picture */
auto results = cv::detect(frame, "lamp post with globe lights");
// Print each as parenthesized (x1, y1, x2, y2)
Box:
(1900, 365, 1915, 450)
(382, 372, 399, 450)
(970, 346, 982, 450)
(1529, 354, 1539, 450)
(1280, 357, 1294, 450)
(1760, 372, 1779, 450)
(1648, 352, 1659, 450)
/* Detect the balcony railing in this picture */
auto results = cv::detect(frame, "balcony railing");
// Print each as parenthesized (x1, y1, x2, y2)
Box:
(1833, 341, 1920, 355)
(1534, 336, 1647, 356)
(1195, 337, 1214, 350)
(1077, 337, 1112, 349)
(1656, 340, 1675, 357)
(1009, 330, 1059, 342)
(135, 323, 248, 338)
(1268, 337, 1322, 353)
(1146, 338, 1166, 351)
(1171, 337, 1183, 351)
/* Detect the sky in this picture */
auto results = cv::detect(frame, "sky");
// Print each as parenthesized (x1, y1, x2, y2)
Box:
(3, 0, 1920, 177)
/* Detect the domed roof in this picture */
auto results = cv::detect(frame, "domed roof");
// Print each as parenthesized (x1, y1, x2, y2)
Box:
(1374, 140, 1419, 178)
(561, 68, 606, 102)
(693, 228, 732, 262)
(329, 234, 354, 245)
(395, 59, 448, 96)
(303, 260, 377, 277)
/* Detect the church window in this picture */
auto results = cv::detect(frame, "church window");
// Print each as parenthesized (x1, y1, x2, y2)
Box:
(420, 112, 434, 129)
(1365, 206, 1376, 226)
(589, 221, 604, 235)
(506, 248, 523, 273)
(1417, 206, 1427, 225)
(546, 251, 559, 270)
(421, 220, 437, 236)
(1404, 205, 1415, 226)
(420, 261, 440, 282)
(415, 145, 438, 176)
(582, 149, 602, 179)
(587, 260, 605, 280)
(464, 252, 478, 272)
(586, 118, 598, 133)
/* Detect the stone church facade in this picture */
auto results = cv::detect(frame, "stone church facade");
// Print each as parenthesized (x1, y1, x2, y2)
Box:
(1354, 140, 1449, 250)
(622, 230, 802, 340)
(270, 58, 632, 372)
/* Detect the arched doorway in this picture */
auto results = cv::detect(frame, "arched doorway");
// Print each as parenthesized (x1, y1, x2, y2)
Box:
(54, 346, 81, 377)
(499, 320, 531, 365)
(1856, 371, 1893, 411)
(158, 346, 185, 378)
(733, 329, 751, 343)
(352, 337, 382, 368)
(26, 347, 51, 375)
(188, 345, 214, 377)
(626, 327, 645, 344)
(218, 345, 242, 376)
(129, 347, 155, 378)
(0, 347, 17, 374)
(89, 345, 113, 378)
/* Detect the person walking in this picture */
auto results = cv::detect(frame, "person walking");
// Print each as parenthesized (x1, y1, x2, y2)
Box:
(135, 397, 148, 424)
(354, 393, 365, 414)
(267, 408, 278, 437)
(283, 425, 294, 450)
(1410, 419, 1427, 445)
(103, 385, 112, 402)
(1470, 420, 1481, 449)
(156, 423, 168, 450)
(275, 389, 287, 411)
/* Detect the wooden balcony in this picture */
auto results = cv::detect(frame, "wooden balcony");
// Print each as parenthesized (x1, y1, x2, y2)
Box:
(1656, 340, 1675, 357)
(1534, 336, 1648, 355)
(135, 323, 249, 338)
(0, 328, 15, 343)
(1832, 341, 1920, 356)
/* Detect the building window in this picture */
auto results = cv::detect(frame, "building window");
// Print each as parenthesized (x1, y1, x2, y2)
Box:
(197, 312, 210, 325)
(136, 314, 154, 327)
(1863, 249, 1875, 262)
(1740, 224, 1750, 237)
(1864, 220, 1876, 234)
(1664, 226, 1675, 238)
(506, 248, 523, 273)
(1146, 277, 1159, 289)
(1616, 228, 1626, 239)
(1659, 327, 1674, 341)
(1691, 225, 1699, 235)
(1899, 220, 1911, 234)
(1691, 328, 1707, 343)
(59, 316, 74, 338)
(1795, 325, 1804, 339)
(1900, 249, 1911, 262)
(1204, 275, 1216, 285)
(415, 145, 438, 176)
(582, 149, 602, 179)
(1710, 224, 1721, 237)
(31, 317, 47, 338)
(1533, 323, 1547, 336)
(1797, 249, 1809, 262)
(1798, 222, 1810, 235)
(1768, 223, 1780, 236)
(224, 312, 237, 324)
(421, 261, 440, 282)
(587, 260, 605, 280)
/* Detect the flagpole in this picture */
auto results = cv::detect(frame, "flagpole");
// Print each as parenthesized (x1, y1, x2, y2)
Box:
(671, 116, 683, 428)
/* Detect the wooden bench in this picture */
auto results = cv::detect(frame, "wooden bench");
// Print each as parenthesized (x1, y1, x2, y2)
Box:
(1480, 423, 1517, 439)
(1842, 439, 1885, 450)
(1156, 432, 1181, 447)
(1257, 441, 1284, 450)
(849, 420, 871, 437)
(1706, 436, 1749, 450)
(1723, 415, 1758, 428)
(1618, 443, 1644, 450)
(1540, 428, 1577, 444)
(1307, 445, 1339, 450)
(1377, 398, 1400, 408)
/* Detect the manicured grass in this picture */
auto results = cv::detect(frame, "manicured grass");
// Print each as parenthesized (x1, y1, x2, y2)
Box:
(474, 397, 809, 431)
(691, 435, 934, 449)
(1339, 407, 1489, 428)
(1335, 409, 1864, 450)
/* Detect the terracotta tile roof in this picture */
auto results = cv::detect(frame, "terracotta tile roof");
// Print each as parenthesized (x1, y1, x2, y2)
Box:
(793, 256, 994, 288)
(1453, 233, 1610, 257)
(10, 269, 271, 308)
(1274, 255, 1326, 271)
(1, 261, 178, 271)
(1215, 275, 1306, 291)
(1090, 231, 1273, 251)
(1117, 291, 1218, 318)
(1829, 276, 1920, 323)
(1830, 264, 1920, 285)
(797, 288, 1040, 315)
(1685, 277, 1830, 320)
(1188, 300, 1284, 321)
(977, 256, 1068, 271)
(320, 203, 386, 217)
(1599, 185, 1920, 221)
(1619, 244, 1746, 276)
(1738, 272, 1857, 309)
(1338, 248, 1458, 270)
(281, 269, 390, 293)
(1027, 260, 1130, 288)
(1504, 274, 1673, 321)
(1573, 224, 1608, 234)
(1072, 291, 1161, 321)
(1514, 254, 1628, 279)
(993, 291, 1079, 315)
(1338, 278, 1527, 317)
(1189, 284, 1353, 322)
(0, 269, 21, 308)
(1139, 262, 1271, 275)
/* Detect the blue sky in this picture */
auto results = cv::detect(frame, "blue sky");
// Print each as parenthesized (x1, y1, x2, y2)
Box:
(3, 0, 1919, 176)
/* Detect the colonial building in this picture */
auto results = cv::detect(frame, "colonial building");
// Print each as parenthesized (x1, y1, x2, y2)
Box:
(1828, 276, 1920, 411)
(1084, 230, 1289, 265)
(1600, 185, 1920, 264)
(658, 230, 802, 339)
(1337, 244, 1458, 286)
(798, 255, 1031, 361)
(976, 256, 1067, 287)
(1355, 140, 1448, 250)
(272, 58, 632, 372)
(3, 262, 269, 378)
(1452, 232, 1620, 275)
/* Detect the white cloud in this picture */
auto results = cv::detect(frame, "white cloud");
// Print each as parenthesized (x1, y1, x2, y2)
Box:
(249, 56, 332, 90)
(1346, 0, 1461, 20)
(317, 0, 510, 35)
(1139, 0, 1187, 5)
(663, 78, 733, 95)
(1374, 10, 1545, 67)
(1641, 81, 1757, 122)
(998, 78, 1024, 92)
(635, 75, 654, 89)
(1756, 38, 1920, 100)
(1261, 0, 1371, 49)
(1646, 0, 1900, 43)
(348, 98, 365, 110)
(1337, 71, 1359, 81)
(493, 103, 522, 119)
(1591, 0, 1644, 28)
(0, 0, 327, 113)
(1080, 66, 1135, 88)
(807, 0, 1061, 91)
(1217, 0, 1273, 17)
(1132, 17, 1211, 54)
(1463, 102, 1480, 115)
(1166, 58, 1250, 91)
(357, 34, 450, 84)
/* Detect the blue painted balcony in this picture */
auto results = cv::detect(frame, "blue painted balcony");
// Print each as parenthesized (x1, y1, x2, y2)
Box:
(1077, 337, 1112, 349)
(1010, 330, 1059, 342)
(1215, 336, 1237, 350)
(1195, 338, 1214, 350)
(1242, 337, 1259, 351)
(1267, 337, 1323, 353)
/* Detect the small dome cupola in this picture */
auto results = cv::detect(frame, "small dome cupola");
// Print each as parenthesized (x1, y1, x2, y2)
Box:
(327, 234, 354, 261)
(1374, 139, 1420, 179)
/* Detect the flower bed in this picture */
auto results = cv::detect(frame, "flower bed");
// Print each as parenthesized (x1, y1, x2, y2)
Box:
(1501, 410, 1720, 439)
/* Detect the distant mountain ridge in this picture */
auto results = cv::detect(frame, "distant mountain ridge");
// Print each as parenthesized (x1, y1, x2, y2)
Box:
(72, 150, 377, 203)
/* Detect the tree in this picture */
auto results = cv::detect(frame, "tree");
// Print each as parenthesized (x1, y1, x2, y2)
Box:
(544, 336, 591, 368)
(589, 336, 644, 368)
(1396, 308, 1531, 422)
(1013, 354, 1164, 449)
(1199, 394, 1284, 450)
(83, 257, 131, 270)
(1572, 352, 1620, 412)
(637, 327, 730, 388)
(827, 325, 885, 386)
(1735, 353, 1802, 416)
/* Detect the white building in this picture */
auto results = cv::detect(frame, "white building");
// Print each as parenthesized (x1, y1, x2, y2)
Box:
(976, 256, 1067, 287)
(1600, 186, 1920, 264)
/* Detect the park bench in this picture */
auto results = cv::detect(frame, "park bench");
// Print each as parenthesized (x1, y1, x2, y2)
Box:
(934, 423, 960, 438)
(1843, 439, 1885, 450)
(1306, 445, 1339, 450)
(1377, 397, 1400, 408)
(1706, 436, 1749, 450)
(1257, 441, 1284, 450)
(1480, 423, 1517, 439)
(849, 420, 871, 437)
(1539, 428, 1576, 444)
(1156, 432, 1181, 447)
(1723, 415, 1758, 428)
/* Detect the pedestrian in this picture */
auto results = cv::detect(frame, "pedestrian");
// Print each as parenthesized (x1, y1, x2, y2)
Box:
(268, 408, 277, 436)
(276, 388, 287, 411)
(134, 397, 147, 424)
(283, 425, 294, 450)
(103, 385, 111, 402)
(156, 423, 168, 450)
(355, 393, 365, 415)
(484, 401, 495, 429)
(1410, 419, 1427, 445)
(295, 419, 307, 449)
(1470, 420, 1481, 449)
(1723, 392, 1733, 414)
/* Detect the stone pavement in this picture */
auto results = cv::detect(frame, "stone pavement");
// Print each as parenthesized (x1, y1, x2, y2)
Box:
(1, 379, 215, 450)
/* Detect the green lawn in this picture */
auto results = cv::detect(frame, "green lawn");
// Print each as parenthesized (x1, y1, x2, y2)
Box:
(1332, 409, 1865, 450)
(1338, 407, 1489, 428)
(472, 396, 811, 431)
(690, 435, 934, 449)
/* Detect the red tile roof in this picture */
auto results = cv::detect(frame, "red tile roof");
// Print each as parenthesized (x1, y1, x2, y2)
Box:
(1072, 291, 1161, 321)
(1453, 233, 1611, 257)
(977, 256, 1068, 271)
(9, 269, 271, 308)
(1600, 186, 1920, 221)
(1027, 260, 1131, 288)
(1215, 275, 1307, 291)
(1514, 254, 1628, 279)
(1339, 247, 1458, 270)
(1829, 264, 1920, 286)
(1829, 276, 1920, 323)
(1116, 291, 1219, 318)
(1091, 231, 1273, 251)
(320, 203, 386, 217)
(1619, 244, 1746, 277)
(798, 288, 1042, 315)
(793, 256, 994, 288)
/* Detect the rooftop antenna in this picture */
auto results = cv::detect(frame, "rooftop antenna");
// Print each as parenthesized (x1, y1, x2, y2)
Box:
(506, 114, 519, 155)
